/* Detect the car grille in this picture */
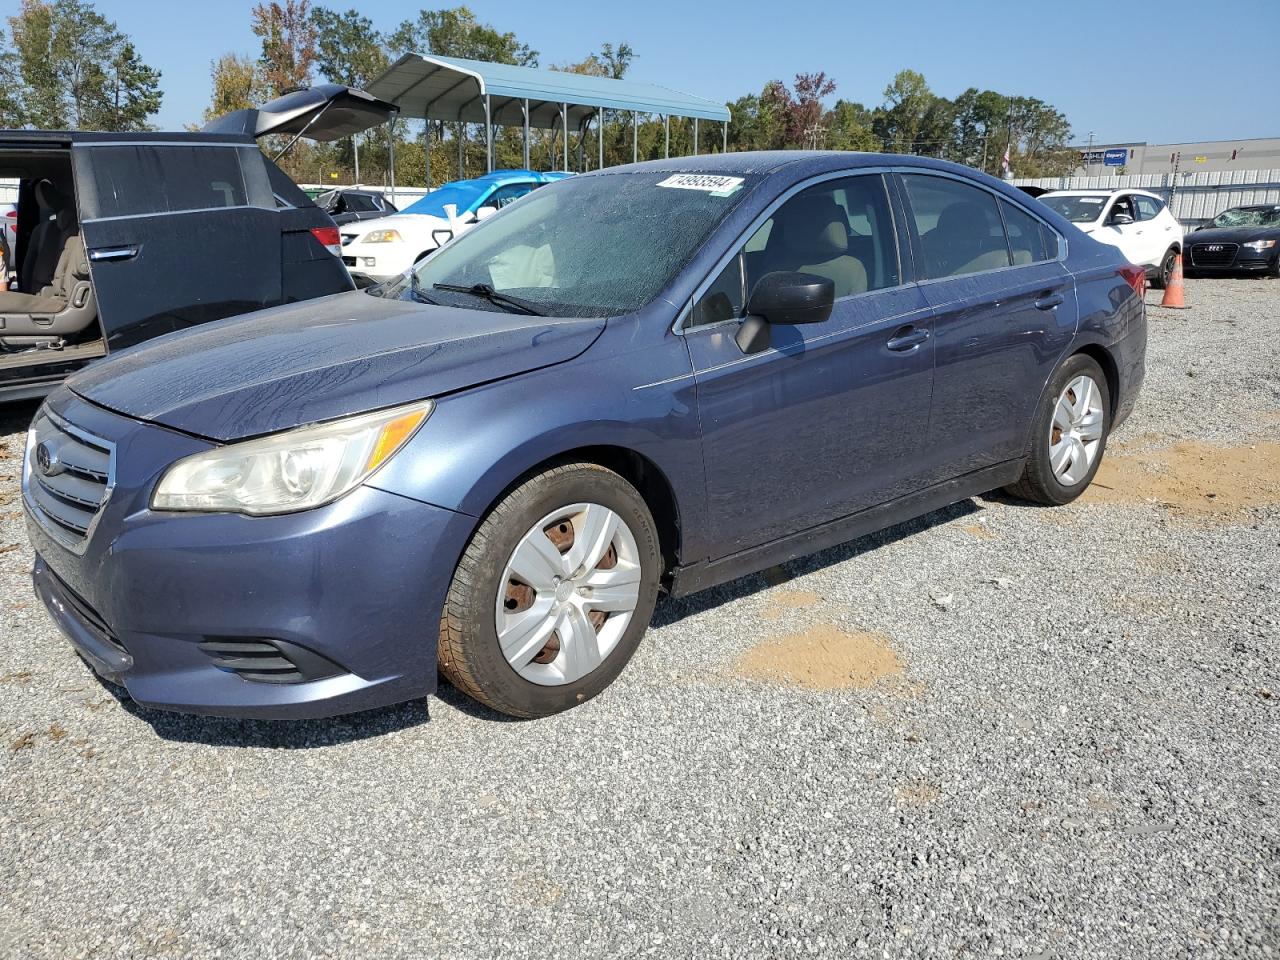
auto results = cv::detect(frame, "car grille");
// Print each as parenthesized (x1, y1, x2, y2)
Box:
(24, 409, 113, 551)
(1190, 242, 1238, 266)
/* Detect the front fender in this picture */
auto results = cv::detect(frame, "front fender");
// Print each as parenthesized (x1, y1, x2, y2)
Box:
(366, 321, 712, 563)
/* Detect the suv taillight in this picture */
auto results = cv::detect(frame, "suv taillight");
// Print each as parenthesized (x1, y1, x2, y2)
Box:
(1118, 264, 1146, 297)
(310, 225, 342, 256)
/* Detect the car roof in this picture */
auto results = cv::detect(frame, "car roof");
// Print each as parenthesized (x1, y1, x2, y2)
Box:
(1042, 188, 1163, 199)
(0, 129, 254, 147)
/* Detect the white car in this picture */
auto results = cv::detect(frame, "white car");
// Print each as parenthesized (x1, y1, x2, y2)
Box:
(1039, 189, 1183, 288)
(340, 170, 565, 285)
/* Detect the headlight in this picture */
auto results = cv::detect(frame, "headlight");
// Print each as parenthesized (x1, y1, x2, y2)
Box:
(152, 400, 433, 515)
(1242, 239, 1276, 251)
(362, 229, 402, 244)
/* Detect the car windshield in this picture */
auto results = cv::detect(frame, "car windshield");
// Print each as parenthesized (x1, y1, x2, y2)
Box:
(377, 171, 759, 318)
(1039, 194, 1110, 222)
(1209, 206, 1280, 228)
(400, 181, 491, 218)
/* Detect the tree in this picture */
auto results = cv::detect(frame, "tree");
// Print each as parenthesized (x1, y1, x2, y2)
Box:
(388, 6, 536, 65)
(201, 53, 257, 123)
(252, 0, 317, 98)
(4, 0, 162, 130)
(874, 69, 936, 153)
(311, 7, 387, 87)
(788, 71, 835, 148)
(555, 41, 633, 79)
(826, 99, 877, 152)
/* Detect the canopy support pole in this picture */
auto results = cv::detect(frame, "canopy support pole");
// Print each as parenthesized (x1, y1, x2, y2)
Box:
(387, 118, 396, 202)
(561, 102, 569, 172)
(483, 96, 493, 173)
(576, 118, 587, 171)
(353, 138, 360, 184)
(632, 111, 638, 163)
(664, 116, 670, 158)
(599, 110, 605, 169)
(693, 117, 699, 156)
(723, 120, 728, 154)
(522, 99, 530, 170)
(423, 107, 431, 187)
(457, 122, 464, 179)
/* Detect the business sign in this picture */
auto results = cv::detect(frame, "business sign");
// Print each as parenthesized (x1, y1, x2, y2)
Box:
(1081, 148, 1130, 167)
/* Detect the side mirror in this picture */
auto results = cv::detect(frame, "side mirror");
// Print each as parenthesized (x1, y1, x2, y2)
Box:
(735, 271, 835, 355)
(1109, 212, 1135, 226)
(475, 205, 498, 221)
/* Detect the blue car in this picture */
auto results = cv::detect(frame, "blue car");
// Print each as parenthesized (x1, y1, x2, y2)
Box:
(341, 169, 569, 285)
(23, 152, 1146, 720)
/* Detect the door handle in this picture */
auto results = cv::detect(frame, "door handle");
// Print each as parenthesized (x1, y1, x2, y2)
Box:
(88, 246, 139, 263)
(1035, 292, 1065, 310)
(886, 326, 930, 352)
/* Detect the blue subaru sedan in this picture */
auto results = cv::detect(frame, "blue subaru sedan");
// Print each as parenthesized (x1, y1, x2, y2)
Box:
(23, 152, 1146, 719)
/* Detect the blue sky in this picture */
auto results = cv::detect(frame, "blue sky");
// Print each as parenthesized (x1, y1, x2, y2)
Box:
(10, 0, 1278, 144)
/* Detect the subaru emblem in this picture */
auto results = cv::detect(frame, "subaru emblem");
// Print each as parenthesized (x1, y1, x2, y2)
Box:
(35, 440, 61, 477)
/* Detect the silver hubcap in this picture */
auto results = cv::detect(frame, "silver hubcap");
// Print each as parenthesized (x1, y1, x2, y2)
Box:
(496, 502, 642, 686)
(1049, 374, 1105, 486)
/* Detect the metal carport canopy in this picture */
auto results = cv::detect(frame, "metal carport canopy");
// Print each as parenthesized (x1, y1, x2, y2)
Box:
(367, 53, 730, 129)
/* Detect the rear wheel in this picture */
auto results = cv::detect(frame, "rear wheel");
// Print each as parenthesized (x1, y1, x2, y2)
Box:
(1005, 354, 1111, 506)
(1151, 247, 1178, 289)
(438, 463, 661, 718)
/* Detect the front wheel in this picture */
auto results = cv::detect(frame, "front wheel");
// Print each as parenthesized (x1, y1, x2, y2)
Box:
(1151, 247, 1178, 289)
(1005, 354, 1111, 506)
(438, 463, 662, 718)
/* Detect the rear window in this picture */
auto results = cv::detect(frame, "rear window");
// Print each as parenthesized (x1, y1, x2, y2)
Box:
(78, 144, 273, 219)
(902, 174, 1011, 279)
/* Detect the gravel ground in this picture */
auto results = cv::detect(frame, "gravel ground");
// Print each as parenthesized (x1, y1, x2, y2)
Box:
(1, 278, 1277, 960)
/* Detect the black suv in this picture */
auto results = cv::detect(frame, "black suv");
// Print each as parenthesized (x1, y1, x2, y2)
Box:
(0, 85, 395, 401)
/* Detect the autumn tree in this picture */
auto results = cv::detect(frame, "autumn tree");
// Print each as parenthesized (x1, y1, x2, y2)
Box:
(252, 0, 317, 98)
(201, 53, 257, 123)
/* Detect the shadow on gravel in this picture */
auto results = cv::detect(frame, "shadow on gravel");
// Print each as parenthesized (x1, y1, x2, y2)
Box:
(652, 498, 981, 627)
(105, 681, 434, 748)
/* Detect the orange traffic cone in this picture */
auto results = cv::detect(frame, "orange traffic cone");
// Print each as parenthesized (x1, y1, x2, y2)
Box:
(1160, 254, 1189, 309)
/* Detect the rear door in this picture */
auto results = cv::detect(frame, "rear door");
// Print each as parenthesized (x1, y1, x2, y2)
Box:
(1133, 194, 1177, 264)
(75, 141, 284, 350)
(897, 171, 1076, 481)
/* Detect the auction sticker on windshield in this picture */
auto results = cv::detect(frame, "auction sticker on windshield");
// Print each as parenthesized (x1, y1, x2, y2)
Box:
(657, 174, 745, 197)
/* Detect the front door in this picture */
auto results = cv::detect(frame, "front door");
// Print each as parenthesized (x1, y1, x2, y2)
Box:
(685, 173, 935, 557)
(897, 172, 1076, 480)
(75, 142, 284, 350)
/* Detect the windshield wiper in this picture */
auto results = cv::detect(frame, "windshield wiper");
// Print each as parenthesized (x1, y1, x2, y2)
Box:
(432, 282, 546, 316)
(409, 270, 439, 305)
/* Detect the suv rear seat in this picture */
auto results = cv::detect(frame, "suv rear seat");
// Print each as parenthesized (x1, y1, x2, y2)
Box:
(0, 235, 97, 337)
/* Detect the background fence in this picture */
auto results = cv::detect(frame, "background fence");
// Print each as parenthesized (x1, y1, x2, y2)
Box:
(1013, 169, 1280, 228)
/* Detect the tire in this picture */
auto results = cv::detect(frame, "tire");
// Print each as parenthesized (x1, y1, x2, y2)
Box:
(1004, 354, 1111, 506)
(438, 462, 662, 718)
(1268, 256, 1280, 280)
(1150, 247, 1178, 289)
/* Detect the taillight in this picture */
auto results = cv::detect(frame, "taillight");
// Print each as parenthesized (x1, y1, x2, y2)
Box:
(1118, 264, 1146, 298)
(3, 210, 15, 218)
(310, 225, 342, 256)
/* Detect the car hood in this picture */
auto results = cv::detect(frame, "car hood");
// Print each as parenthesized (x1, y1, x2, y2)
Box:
(1188, 225, 1280, 244)
(69, 290, 605, 442)
(344, 213, 448, 236)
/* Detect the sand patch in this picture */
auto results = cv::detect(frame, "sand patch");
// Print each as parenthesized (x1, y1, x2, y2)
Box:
(896, 779, 940, 806)
(736, 624, 903, 691)
(760, 589, 822, 620)
(1084, 439, 1280, 518)
(958, 522, 995, 540)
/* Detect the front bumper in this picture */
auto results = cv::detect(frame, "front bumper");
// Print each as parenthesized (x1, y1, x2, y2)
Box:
(1185, 244, 1278, 274)
(340, 242, 423, 284)
(24, 390, 476, 719)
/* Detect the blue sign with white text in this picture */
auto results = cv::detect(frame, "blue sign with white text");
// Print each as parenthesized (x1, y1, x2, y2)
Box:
(1103, 148, 1128, 167)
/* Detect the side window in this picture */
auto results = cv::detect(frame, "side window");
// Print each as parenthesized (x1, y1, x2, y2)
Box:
(902, 174, 1011, 279)
(79, 145, 267, 219)
(1134, 195, 1164, 221)
(1000, 199, 1054, 264)
(690, 174, 900, 330)
(487, 184, 535, 209)
(1109, 194, 1136, 223)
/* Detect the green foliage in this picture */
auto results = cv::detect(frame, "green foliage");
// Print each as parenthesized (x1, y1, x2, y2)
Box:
(201, 53, 257, 124)
(252, 0, 317, 98)
(387, 6, 536, 65)
(2, 0, 163, 130)
(311, 7, 387, 88)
